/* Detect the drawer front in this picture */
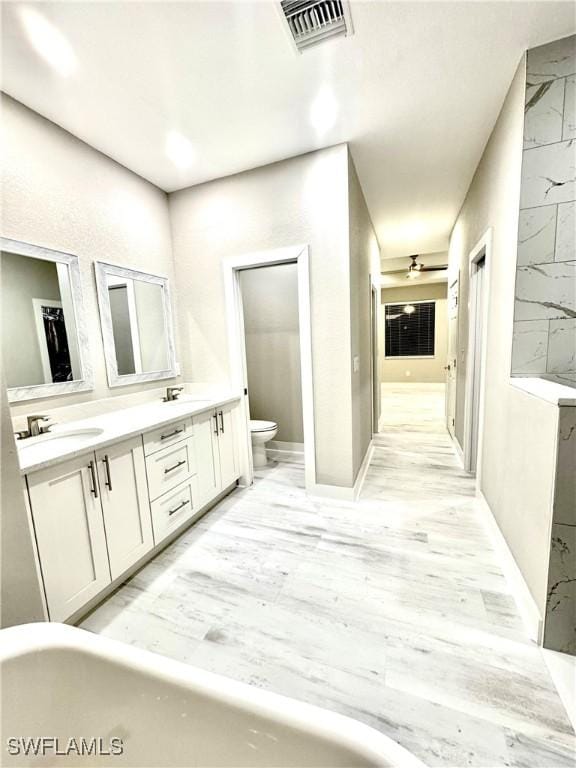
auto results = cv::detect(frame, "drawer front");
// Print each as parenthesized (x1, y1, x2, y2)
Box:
(146, 440, 196, 501)
(143, 419, 191, 456)
(150, 477, 199, 544)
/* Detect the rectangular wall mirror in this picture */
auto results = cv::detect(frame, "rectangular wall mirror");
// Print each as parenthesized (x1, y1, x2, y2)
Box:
(1, 237, 93, 402)
(94, 261, 178, 387)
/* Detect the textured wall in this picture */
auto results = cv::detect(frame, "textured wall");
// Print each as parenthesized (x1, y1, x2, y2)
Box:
(348, 155, 380, 477)
(512, 35, 576, 386)
(380, 282, 448, 383)
(1, 95, 180, 420)
(448, 58, 558, 615)
(239, 263, 304, 444)
(169, 145, 357, 487)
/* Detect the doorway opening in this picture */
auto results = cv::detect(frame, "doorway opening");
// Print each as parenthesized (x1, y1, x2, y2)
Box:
(379, 280, 449, 433)
(223, 245, 316, 491)
(239, 262, 303, 470)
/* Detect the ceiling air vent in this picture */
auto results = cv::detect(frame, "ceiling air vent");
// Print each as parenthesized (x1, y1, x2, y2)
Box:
(280, 0, 353, 52)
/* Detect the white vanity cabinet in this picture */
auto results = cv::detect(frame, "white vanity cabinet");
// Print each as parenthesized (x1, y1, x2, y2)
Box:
(193, 409, 221, 506)
(24, 398, 242, 623)
(95, 437, 153, 580)
(193, 403, 239, 507)
(216, 403, 239, 489)
(26, 455, 112, 622)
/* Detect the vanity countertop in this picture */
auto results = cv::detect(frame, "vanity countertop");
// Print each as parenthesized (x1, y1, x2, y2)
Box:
(17, 392, 242, 475)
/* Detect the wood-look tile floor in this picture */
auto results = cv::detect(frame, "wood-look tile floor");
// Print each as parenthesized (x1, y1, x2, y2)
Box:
(81, 384, 575, 767)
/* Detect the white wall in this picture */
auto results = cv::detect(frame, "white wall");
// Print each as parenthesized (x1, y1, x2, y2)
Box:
(448, 56, 557, 616)
(240, 263, 303, 444)
(380, 282, 448, 383)
(0, 95, 180, 419)
(169, 145, 360, 487)
(348, 156, 380, 475)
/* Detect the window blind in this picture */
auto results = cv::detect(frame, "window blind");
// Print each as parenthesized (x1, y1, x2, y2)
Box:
(385, 301, 435, 357)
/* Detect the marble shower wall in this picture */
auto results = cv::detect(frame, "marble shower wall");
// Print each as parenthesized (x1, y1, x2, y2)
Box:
(512, 35, 576, 385)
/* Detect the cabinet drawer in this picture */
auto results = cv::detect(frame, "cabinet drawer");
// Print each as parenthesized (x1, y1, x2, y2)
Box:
(143, 419, 191, 456)
(150, 477, 199, 544)
(145, 440, 196, 501)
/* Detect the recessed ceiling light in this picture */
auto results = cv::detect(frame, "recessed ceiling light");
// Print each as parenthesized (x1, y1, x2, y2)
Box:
(403, 304, 416, 314)
(165, 131, 195, 170)
(19, 7, 77, 77)
(310, 88, 338, 136)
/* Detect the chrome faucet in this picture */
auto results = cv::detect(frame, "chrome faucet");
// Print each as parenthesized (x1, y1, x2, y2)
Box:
(163, 386, 183, 402)
(15, 415, 53, 440)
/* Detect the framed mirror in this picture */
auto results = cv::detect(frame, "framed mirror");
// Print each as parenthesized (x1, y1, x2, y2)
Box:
(94, 261, 178, 387)
(1, 237, 93, 402)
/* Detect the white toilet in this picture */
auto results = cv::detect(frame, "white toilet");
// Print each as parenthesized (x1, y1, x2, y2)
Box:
(250, 420, 278, 468)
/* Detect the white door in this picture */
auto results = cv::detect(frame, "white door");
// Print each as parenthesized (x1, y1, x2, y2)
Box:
(216, 404, 238, 489)
(193, 409, 221, 507)
(446, 275, 459, 438)
(27, 454, 111, 621)
(96, 436, 153, 580)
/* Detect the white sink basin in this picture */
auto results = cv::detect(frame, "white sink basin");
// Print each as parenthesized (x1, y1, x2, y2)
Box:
(18, 428, 104, 463)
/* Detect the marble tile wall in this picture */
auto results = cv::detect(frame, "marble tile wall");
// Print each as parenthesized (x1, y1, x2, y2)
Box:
(512, 35, 576, 382)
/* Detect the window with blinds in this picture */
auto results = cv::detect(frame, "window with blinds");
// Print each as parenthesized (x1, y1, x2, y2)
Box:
(385, 301, 435, 357)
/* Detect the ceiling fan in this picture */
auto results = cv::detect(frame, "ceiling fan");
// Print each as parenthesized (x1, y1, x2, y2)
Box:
(405, 254, 448, 279)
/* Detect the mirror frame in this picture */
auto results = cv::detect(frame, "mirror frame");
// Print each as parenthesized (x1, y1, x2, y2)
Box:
(1, 237, 94, 403)
(94, 261, 178, 388)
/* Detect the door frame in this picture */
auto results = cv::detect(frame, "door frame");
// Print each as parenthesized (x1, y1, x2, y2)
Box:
(463, 228, 492, 482)
(370, 279, 380, 435)
(446, 273, 459, 439)
(223, 244, 316, 491)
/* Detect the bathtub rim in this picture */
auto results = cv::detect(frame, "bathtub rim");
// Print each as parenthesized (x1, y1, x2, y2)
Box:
(0, 622, 425, 768)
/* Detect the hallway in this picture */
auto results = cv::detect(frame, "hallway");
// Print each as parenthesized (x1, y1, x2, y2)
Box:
(81, 385, 575, 767)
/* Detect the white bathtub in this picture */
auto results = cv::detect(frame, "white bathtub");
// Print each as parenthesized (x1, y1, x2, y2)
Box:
(0, 623, 424, 768)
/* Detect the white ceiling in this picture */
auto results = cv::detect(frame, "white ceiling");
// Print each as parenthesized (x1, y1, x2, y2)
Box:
(2, 1, 575, 258)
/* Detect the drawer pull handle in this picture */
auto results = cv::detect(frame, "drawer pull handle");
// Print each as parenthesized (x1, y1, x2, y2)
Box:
(164, 459, 186, 475)
(103, 454, 112, 491)
(88, 460, 99, 498)
(213, 413, 219, 436)
(168, 499, 190, 516)
(161, 428, 184, 441)
(218, 410, 224, 434)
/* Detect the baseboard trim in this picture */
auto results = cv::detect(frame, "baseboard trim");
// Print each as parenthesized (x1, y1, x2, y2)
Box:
(308, 440, 374, 502)
(476, 491, 543, 644)
(309, 483, 357, 501)
(542, 649, 576, 732)
(450, 433, 464, 467)
(267, 440, 304, 453)
(353, 439, 375, 500)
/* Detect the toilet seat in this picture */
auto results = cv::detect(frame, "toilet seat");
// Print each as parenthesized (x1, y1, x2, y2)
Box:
(250, 420, 278, 433)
